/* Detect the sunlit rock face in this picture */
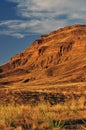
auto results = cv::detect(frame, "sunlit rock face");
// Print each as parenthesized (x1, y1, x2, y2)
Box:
(0, 24, 86, 84)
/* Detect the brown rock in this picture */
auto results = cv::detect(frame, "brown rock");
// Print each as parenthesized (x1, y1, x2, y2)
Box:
(0, 24, 86, 84)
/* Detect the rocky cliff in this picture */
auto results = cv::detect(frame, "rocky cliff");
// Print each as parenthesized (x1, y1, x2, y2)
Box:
(0, 24, 86, 85)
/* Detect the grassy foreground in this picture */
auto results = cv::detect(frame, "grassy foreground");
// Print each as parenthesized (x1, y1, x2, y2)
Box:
(0, 98, 86, 130)
(0, 82, 86, 129)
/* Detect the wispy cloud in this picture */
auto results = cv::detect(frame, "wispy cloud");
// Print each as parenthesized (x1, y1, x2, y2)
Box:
(0, 0, 86, 38)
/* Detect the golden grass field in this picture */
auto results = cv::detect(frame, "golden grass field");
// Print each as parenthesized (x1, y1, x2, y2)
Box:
(0, 81, 86, 130)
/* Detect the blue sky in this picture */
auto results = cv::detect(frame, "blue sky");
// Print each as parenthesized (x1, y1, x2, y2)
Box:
(0, 0, 86, 65)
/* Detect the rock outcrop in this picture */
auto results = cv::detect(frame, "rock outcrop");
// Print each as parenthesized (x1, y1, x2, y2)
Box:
(0, 24, 86, 85)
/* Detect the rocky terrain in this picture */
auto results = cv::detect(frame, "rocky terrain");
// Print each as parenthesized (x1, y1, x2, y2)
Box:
(0, 24, 86, 130)
(0, 24, 86, 86)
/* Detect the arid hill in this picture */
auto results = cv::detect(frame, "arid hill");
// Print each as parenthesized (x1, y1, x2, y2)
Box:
(0, 24, 86, 85)
(0, 24, 86, 130)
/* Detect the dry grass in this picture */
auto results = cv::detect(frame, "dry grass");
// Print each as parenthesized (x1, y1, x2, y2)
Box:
(0, 82, 86, 129)
(0, 97, 86, 130)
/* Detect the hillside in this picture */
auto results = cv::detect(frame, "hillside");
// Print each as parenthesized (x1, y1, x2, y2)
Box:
(0, 24, 86, 86)
(0, 24, 86, 130)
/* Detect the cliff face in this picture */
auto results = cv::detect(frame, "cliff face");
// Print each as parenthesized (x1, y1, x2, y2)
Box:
(0, 24, 86, 84)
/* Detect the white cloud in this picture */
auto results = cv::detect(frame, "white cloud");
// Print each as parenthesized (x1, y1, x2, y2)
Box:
(0, 29, 24, 38)
(7, 0, 86, 19)
(0, 0, 86, 38)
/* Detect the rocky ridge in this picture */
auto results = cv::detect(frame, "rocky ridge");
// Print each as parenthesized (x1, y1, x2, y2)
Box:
(0, 24, 86, 85)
